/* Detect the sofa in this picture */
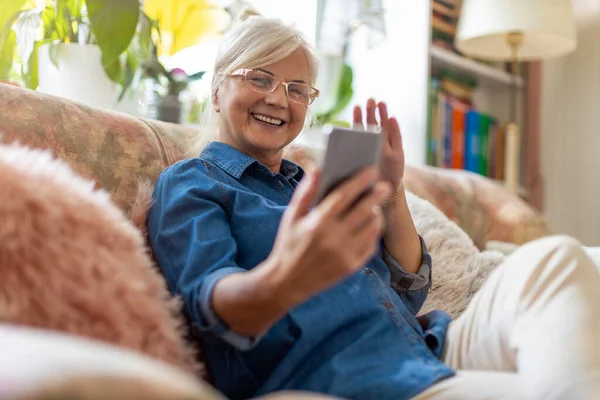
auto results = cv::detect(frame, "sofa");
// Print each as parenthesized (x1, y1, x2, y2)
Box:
(0, 84, 552, 399)
(0, 84, 550, 249)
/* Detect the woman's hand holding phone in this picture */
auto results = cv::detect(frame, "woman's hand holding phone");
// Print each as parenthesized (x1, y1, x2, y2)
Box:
(265, 167, 391, 307)
(258, 98, 404, 310)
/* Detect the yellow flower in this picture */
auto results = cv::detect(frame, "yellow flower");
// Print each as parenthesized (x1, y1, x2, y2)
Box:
(143, 0, 224, 56)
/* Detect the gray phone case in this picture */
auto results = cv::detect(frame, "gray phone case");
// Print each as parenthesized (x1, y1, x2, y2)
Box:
(314, 126, 383, 204)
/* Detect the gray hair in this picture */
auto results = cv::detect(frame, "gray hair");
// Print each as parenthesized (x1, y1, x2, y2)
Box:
(188, 7, 319, 157)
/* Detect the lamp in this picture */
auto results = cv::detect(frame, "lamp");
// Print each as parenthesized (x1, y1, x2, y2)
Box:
(455, 0, 577, 195)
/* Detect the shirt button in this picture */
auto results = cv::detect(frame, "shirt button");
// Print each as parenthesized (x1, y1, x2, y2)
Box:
(384, 302, 393, 309)
(364, 269, 373, 275)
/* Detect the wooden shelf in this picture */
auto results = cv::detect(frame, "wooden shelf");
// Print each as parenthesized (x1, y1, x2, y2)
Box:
(430, 46, 524, 88)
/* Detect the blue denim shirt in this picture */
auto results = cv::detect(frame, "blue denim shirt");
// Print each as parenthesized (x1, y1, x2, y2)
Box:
(148, 142, 454, 400)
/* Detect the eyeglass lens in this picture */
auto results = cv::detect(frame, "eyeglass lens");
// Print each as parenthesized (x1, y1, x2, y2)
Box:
(245, 70, 314, 105)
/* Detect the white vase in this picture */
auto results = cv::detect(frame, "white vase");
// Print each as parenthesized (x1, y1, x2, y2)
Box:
(37, 43, 118, 110)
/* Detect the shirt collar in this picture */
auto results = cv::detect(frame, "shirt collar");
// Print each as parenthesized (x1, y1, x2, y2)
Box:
(200, 141, 304, 181)
(280, 158, 304, 181)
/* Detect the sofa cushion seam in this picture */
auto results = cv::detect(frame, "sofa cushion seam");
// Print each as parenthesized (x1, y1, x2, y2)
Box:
(139, 118, 171, 167)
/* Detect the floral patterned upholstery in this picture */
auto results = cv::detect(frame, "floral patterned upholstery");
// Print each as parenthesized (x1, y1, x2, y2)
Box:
(0, 83, 551, 248)
(0, 84, 195, 213)
(402, 165, 550, 249)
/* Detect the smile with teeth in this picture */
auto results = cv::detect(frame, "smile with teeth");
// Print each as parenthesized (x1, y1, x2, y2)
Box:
(252, 113, 284, 126)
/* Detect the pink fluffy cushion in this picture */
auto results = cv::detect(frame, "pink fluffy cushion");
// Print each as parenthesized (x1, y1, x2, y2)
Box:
(0, 142, 199, 375)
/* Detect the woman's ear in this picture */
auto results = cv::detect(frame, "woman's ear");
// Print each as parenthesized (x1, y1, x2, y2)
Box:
(213, 92, 220, 113)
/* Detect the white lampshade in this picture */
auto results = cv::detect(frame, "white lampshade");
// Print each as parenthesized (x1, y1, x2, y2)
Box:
(455, 0, 577, 61)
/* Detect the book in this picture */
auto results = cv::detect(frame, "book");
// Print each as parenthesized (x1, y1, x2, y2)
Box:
(464, 110, 480, 173)
(426, 78, 440, 166)
(477, 113, 493, 176)
(451, 103, 466, 169)
(433, 1, 460, 18)
(432, 16, 456, 36)
(426, 85, 505, 179)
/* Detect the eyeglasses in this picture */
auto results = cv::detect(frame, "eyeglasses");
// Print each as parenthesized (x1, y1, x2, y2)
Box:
(230, 68, 320, 106)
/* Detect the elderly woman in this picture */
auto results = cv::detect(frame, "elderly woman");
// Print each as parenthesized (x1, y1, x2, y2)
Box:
(148, 9, 600, 400)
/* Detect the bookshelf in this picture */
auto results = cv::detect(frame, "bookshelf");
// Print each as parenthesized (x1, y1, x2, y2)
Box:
(430, 46, 523, 88)
(426, 0, 528, 196)
(344, 0, 533, 199)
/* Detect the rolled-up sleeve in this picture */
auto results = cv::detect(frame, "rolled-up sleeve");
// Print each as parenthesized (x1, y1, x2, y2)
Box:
(147, 160, 261, 351)
(382, 235, 432, 315)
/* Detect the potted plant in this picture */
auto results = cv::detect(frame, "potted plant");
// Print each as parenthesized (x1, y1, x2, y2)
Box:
(138, 43, 206, 123)
(136, 0, 227, 123)
(0, 0, 147, 109)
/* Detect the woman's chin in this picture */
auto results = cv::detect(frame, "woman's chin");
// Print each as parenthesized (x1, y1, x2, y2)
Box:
(250, 138, 287, 154)
(247, 126, 290, 152)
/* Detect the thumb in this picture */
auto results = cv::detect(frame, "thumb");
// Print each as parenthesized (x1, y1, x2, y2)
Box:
(287, 168, 320, 221)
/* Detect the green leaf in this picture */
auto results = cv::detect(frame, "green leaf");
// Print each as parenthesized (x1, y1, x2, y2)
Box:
(87, 0, 140, 67)
(54, 0, 73, 41)
(136, 13, 153, 60)
(0, 9, 24, 80)
(103, 57, 123, 84)
(189, 71, 206, 81)
(24, 40, 42, 89)
(315, 64, 354, 125)
(66, 0, 84, 20)
(41, 6, 60, 41)
(49, 41, 62, 68)
(117, 50, 139, 102)
(13, 7, 44, 68)
(328, 119, 351, 128)
(330, 64, 354, 116)
(0, 29, 17, 79)
(0, 0, 26, 33)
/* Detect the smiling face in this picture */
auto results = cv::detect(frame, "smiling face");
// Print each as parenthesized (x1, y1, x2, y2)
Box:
(214, 48, 311, 169)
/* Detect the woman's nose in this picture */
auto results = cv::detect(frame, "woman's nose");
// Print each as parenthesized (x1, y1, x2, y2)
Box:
(264, 82, 288, 107)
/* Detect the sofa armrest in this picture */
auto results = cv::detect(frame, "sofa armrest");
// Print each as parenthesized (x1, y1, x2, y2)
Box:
(403, 165, 550, 249)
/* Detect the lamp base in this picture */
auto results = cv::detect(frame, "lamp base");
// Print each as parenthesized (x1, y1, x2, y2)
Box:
(504, 122, 520, 195)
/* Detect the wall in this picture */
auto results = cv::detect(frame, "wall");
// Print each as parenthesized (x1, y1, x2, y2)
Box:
(541, 0, 600, 245)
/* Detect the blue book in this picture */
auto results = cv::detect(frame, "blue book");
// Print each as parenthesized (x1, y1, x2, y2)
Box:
(443, 100, 453, 168)
(464, 110, 480, 173)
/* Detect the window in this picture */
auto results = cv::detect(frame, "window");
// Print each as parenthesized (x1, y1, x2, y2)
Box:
(165, 0, 317, 75)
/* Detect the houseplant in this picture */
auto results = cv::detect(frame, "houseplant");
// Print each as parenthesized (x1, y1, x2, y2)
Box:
(314, 62, 354, 128)
(139, 44, 206, 123)
(0, 0, 144, 109)
(137, 0, 226, 123)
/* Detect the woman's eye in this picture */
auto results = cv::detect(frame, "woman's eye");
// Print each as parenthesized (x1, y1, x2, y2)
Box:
(249, 77, 272, 87)
(289, 86, 309, 98)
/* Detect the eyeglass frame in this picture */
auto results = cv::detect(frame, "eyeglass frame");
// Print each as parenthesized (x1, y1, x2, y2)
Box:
(229, 68, 320, 105)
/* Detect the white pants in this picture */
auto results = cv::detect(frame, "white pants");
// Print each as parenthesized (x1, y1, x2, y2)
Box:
(415, 235, 600, 400)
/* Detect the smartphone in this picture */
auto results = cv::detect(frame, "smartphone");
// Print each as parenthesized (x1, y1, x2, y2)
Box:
(313, 126, 382, 205)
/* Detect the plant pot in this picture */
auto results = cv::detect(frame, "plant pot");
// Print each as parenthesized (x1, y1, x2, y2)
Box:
(37, 43, 117, 110)
(156, 94, 183, 124)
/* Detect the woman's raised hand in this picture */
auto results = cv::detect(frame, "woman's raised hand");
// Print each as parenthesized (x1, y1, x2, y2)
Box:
(266, 168, 391, 306)
(353, 99, 405, 203)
